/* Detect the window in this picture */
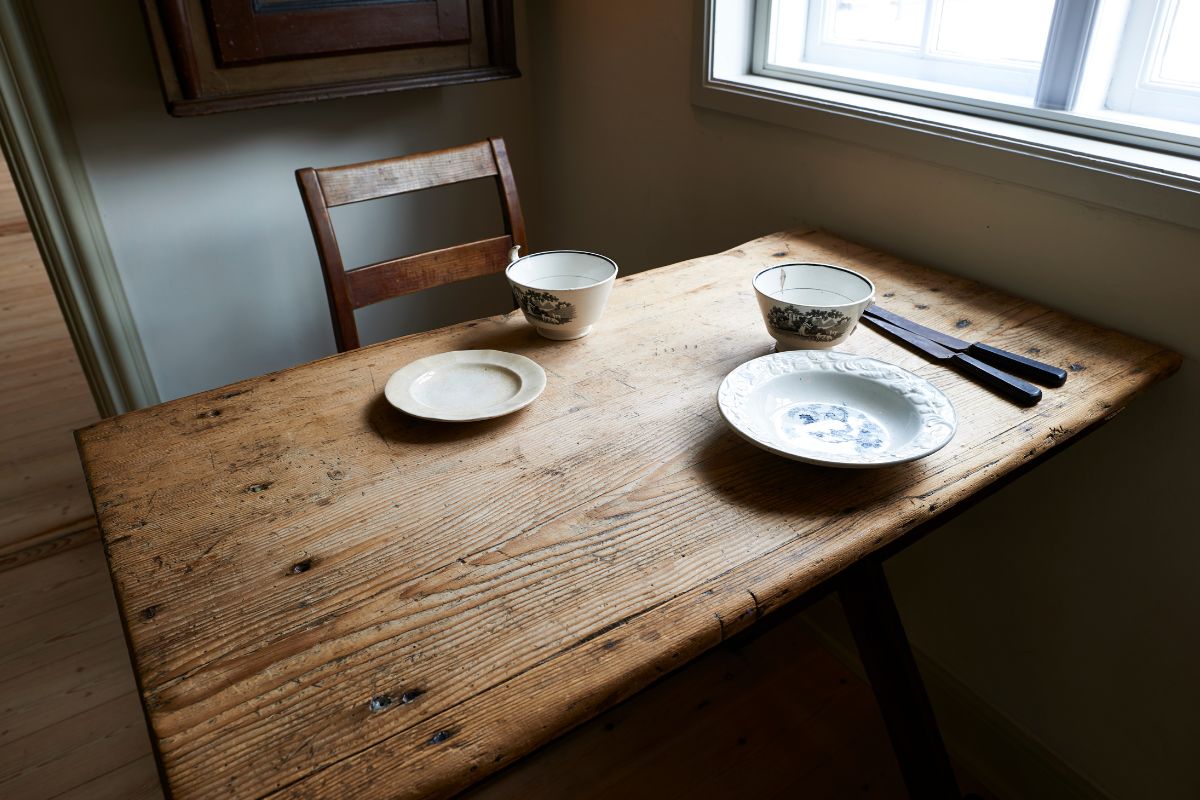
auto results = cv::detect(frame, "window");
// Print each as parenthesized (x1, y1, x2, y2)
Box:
(755, 0, 1200, 156)
(1106, 0, 1200, 124)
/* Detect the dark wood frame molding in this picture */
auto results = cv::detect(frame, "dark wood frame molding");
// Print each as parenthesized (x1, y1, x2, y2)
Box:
(142, 0, 518, 116)
(206, 0, 469, 66)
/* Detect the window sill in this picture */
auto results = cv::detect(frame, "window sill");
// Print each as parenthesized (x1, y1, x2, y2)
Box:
(693, 0, 1200, 232)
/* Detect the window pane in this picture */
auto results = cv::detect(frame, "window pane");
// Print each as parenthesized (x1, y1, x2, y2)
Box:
(826, 0, 927, 50)
(933, 0, 1055, 65)
(755, 0, 1200, 154)
(1156, 0, 1200, 87)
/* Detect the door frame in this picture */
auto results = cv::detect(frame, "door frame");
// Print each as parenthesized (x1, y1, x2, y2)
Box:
(0, 1, 157, 417)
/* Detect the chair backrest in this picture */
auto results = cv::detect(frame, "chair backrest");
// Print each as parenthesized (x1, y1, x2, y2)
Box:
(296, 137, 527, 352)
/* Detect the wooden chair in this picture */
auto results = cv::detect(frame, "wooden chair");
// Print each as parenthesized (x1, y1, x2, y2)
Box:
(296, 137, 527, 352)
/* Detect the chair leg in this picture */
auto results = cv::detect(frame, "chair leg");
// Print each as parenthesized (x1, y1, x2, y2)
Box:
(838, 559, 961, 800)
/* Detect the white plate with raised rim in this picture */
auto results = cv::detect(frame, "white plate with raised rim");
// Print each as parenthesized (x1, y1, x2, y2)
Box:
(384, 350, 546, 422)
(717, 350, 957, 468)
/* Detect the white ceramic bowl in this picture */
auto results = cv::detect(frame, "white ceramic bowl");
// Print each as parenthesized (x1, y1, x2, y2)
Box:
(753, 262, 875, 350)
(506, 250, 618, 340)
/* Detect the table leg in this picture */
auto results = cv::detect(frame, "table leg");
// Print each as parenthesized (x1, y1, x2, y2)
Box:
(838, 559, 961, 800)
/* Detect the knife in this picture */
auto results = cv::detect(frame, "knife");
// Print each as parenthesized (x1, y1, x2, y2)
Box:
(863, 305, 1068, 387)
(863, 315, 1042, 406)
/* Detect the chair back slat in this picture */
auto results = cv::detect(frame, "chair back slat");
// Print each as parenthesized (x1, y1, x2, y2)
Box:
(316, 141, 500, 207)
(348, 235, 513, 309)
(297, 137, 526, 352)
(490, 138, 527, 250)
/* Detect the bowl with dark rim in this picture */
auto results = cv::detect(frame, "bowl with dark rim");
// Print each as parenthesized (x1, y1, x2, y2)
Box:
(753, 262, 875, 350)
(506, 249, 618, 340)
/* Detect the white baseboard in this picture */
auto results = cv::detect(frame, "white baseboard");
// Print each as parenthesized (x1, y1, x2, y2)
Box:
(798, 608, 1114, 800)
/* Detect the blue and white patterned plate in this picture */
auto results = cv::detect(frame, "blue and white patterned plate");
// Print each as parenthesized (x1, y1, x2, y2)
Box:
(717, 351, 957, 468)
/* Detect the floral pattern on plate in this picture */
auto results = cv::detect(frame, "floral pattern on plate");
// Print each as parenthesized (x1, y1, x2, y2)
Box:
(774, 402, 888, 457)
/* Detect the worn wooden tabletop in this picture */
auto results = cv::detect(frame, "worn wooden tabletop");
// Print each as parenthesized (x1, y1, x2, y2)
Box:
(77, 229, 1180, 799)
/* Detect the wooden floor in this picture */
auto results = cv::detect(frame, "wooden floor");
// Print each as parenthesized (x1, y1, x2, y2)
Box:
(0, 163, 97, 558)
(0, 157, 161, 799)
(0, 159, 986, 799)
(0, 541, 162, 799)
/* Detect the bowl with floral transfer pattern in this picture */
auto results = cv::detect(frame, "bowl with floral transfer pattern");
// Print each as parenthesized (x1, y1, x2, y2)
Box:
(753, 262, 875, 350)
(506, 248, 618, 340)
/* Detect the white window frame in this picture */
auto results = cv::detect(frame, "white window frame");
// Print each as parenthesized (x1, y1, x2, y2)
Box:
(693, 0, 1200, 232)
(776, 0, 1048, 100)
(753, 0, 1200, 157)
(1107, 0, 1200, 124)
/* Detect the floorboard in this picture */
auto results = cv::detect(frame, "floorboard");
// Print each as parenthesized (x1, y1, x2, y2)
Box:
(0, 162, 97, 557)
(0, 540, 161, 800)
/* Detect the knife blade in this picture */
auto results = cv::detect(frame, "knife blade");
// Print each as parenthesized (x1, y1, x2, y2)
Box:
(864, 305, 1067, 387)
(864, 315, 1042, 406)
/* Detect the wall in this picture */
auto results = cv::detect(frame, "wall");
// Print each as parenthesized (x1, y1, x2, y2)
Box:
(525, 3, 1198, 798)
(34, 0, 541, 401)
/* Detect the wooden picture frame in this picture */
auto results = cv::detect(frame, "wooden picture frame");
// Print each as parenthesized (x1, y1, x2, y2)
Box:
(141, 0, 518, 116)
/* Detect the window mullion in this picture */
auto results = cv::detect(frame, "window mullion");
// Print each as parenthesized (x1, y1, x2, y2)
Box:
(1144, 0, 1179, 85)
(920, 0, 941, 58)
(804, 0, 824, 68)
(1035, 0, 1101, 110)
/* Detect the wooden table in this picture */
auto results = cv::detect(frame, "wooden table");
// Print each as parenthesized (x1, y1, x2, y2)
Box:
(78, 229, 1180, 799)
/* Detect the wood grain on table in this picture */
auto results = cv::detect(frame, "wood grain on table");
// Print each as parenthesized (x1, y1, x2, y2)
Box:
(76, 229, 1180, 799)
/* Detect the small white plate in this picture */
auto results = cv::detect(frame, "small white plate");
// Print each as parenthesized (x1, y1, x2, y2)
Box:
(717, 351, 957, 468)
(385, 350, 547, 422)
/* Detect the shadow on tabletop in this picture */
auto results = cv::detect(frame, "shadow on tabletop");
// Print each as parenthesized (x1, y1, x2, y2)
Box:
(364, 392, 527, 446)
(692, 426, 926, 518)
(448, 317, 548, 353)
(359, 317, 565, 446)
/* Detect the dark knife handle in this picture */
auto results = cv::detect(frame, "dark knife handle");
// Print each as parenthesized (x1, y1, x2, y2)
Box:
(950, 353, 1042, 406)
(965, 343, 1068, 387)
